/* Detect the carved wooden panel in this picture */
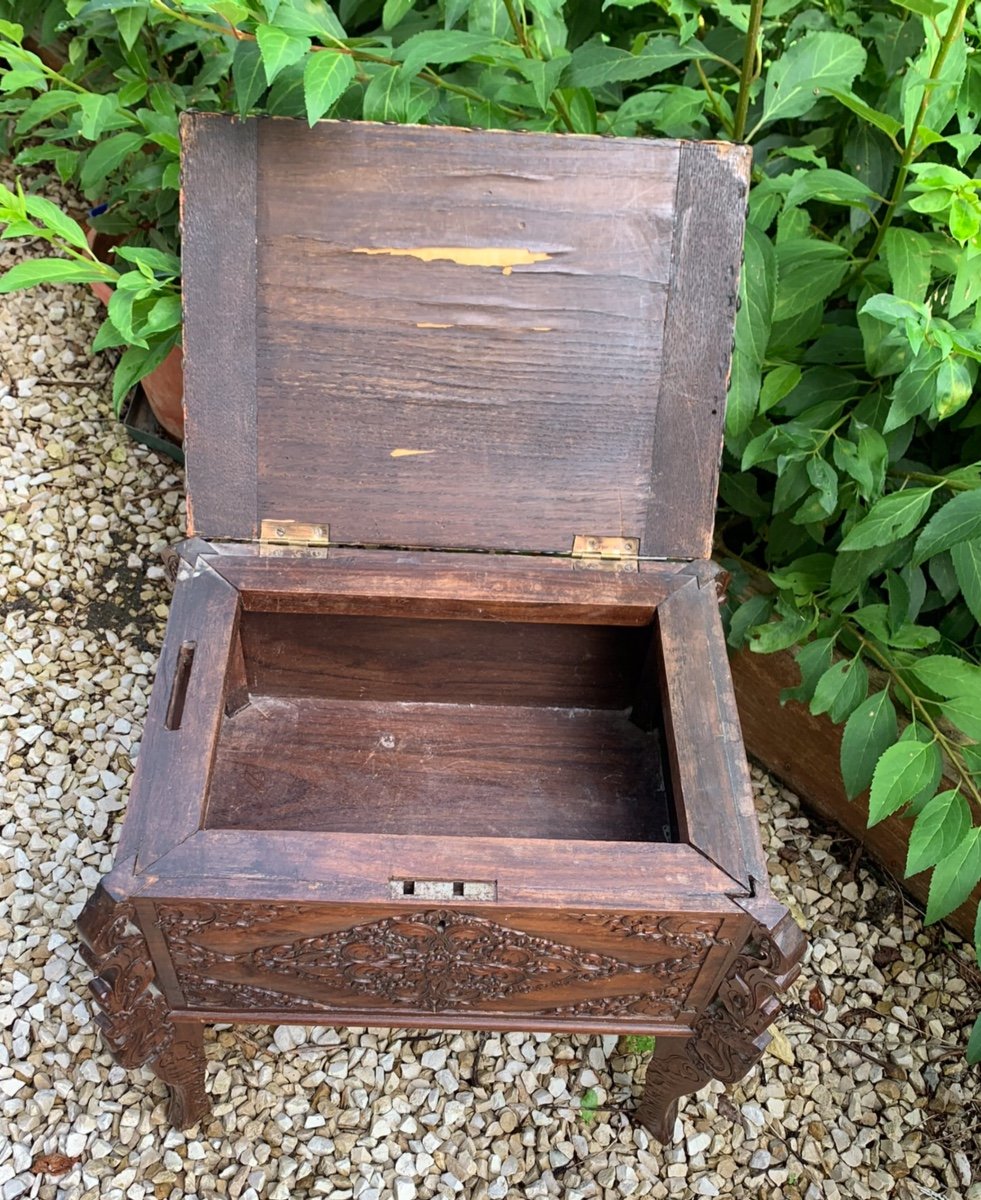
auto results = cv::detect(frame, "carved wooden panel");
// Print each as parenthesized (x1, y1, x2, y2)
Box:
(155, 902, 734, 1021)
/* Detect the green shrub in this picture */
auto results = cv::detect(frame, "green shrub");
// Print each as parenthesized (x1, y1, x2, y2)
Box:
(1, 0, 980, 1058)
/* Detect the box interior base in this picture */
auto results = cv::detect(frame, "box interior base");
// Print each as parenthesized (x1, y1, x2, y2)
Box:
(202, 611, 675, 844)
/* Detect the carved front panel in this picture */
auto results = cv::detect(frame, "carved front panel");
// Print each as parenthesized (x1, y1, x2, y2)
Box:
(154, 901, 738, 1024)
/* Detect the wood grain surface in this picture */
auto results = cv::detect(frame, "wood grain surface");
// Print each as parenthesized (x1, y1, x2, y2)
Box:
(204, 696, 671, 842)
(180, 116, 749, 558)
(180, 114, 258, 540)
(239, 611, 652, 708)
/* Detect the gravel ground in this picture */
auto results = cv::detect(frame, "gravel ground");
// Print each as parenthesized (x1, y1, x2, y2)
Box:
(2, 180, 981, 1200)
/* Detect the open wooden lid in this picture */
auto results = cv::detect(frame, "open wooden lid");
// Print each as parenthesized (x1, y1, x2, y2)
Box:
(180, 114, 749, 559)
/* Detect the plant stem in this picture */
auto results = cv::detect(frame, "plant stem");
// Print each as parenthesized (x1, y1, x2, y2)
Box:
(147, 0, 528, 119)
(732, 0, 765, 142)
(889, 467, 977, 492)
(695, 59, 734, 137)
(856, 632, 981, 808)
(501, 0, 575, 131)
(849, 0, 969, 283)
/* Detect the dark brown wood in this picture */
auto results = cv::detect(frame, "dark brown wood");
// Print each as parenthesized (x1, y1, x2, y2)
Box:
(210, 550, 687, 622)
(657, 578, 768, 892)
(205, 697, 670, 841)
(77, 884, 209, 1128)
(636, 896, 804, 1140)
(180, 113, 258, 541)
(180, 116, 748, 560)
(731, 644, 981, 938)
(80, 118, 800, 1136)
(148, 900, 747, 1026)
(647, 141, 751, 559)
(134, 830, 740, 909)
(239, 611, 651, 707)
(118, 561, 240, 870)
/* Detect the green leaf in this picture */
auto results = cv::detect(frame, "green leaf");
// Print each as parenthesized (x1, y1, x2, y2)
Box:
(144, 293, 181, 334)
(754, 366, 796, 415)
(926, 826, 981, 924)
(783, 636, 834, 705)
(78, 94, 118, 141)
(883, 228, 932, 304)
(396, 30, 499, 78)
(952, 538, 981, 623)
(773, 240, 850, 322)
(514, 57, 566, 114)
(940, 694, 981, 741)
(108, 287, 145, 347)
(233, 40, 267, 118)
(868, 739, 942, 825)
(362, 66, 412, 121)
(784, 168, 876, 210)
(840, 689, 898, 800)
(967, 1014, 981, 1065)
(303, 49, 355, 125)
(891, 0, 945, 16)
(911, 655, 981, 699)
(839, 489, 933, 552)
(579, 1086, 599, 1126)
(111, 334, 178, 414)
(826, 89, 901, 139)
(726, 594, 773, 650)
(23, 196, 89, 249)
(739, 225, 775, 367)
(725, 348, 761, 438)
(810, 657, 869, 723)
(884, 356, 942, 433)
(115, 245, 180, 275)
(255, 25, 310, 87)
(383, 0, 415, 29)
(913, 491, 981, 565)
(15, 91, 80, 135)
(116, 5, 146, 51)
(0, 258, 110, 292)
(79, 130, 145, 192)
(759, 32, 866, 129)
(92, 315, 126, 352)
(907, 790, 972, 876)
(565, 34, 711, 89)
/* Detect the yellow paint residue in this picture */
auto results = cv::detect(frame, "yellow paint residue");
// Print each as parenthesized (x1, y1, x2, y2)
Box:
(354, 246, 550, 273)
(390, 449, 435, 458)
(416, 322, 454, 329)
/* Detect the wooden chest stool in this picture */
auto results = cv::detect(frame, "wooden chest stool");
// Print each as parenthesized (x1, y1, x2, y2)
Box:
(78, 114, 805, 1138)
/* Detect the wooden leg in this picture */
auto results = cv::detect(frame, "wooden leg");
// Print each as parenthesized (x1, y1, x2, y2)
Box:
(77, 884, 212, 1128)
(154, 1020, 210, 1128)
(635, 899, 805, 1142)
(636, 1034, 701, 1141)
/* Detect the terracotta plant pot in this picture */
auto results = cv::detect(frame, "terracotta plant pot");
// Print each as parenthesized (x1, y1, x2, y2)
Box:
(86, 228, 185, 442)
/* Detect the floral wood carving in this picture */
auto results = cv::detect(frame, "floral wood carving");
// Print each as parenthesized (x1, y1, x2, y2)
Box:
(157, 903, 725, 1016)
(77, 885, 210, 1127)
(635, 903, 806, 1141)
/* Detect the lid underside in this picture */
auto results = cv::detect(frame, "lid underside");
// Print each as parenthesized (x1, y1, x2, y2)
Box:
(180, 115, 750, 559)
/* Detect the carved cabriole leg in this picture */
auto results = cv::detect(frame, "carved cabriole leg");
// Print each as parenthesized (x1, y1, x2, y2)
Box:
(76, 884, 210, 1128)
(636, 900, 805, 1141)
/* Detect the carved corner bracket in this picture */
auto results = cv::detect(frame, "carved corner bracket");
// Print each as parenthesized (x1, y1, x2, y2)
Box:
(77, 885, 210, 1127)
(635, 901, 805, 1140)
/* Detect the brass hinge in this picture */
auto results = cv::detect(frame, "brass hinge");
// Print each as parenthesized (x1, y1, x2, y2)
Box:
(571, 535, 640, 572)
(259, 519, 330, 554)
